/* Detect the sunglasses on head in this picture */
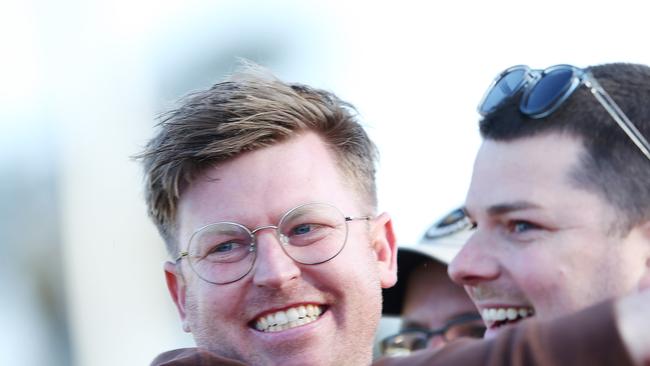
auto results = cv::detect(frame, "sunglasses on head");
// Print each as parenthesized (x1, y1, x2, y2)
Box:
(477, 64, 650, 161)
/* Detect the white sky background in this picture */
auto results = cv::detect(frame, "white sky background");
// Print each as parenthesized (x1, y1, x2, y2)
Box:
(2, 0, 650, 365)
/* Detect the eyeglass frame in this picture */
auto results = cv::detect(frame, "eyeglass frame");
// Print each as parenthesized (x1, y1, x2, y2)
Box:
(477, 64, 650, 162)
(175, 202, 371, 285)
(379, 313, 485, 356)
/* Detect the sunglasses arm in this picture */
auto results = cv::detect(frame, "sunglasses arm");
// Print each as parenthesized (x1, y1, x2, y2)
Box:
(583, 74, 650, 161)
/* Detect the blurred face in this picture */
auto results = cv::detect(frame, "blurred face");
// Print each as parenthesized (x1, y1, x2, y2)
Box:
(401, 262, 483, 350)
(449, 133, 650, 338)
(164, 132, 397, 366)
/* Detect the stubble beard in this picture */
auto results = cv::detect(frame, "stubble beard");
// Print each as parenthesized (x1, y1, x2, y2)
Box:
(182, 247, 384, 365)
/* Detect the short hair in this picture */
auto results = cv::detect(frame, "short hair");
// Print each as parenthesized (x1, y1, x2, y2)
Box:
(138, 64, 378, 255)
(480, 63, 650, 234)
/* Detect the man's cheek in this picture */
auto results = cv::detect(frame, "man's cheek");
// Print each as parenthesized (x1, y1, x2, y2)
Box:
(638, 271, 650, 291)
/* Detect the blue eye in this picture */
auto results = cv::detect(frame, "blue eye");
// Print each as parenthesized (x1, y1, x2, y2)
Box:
(511, 221, 537, 233)
(211, 242, 240, 253)
(214, 243, 236, 253)
(292, 224, 313, 235)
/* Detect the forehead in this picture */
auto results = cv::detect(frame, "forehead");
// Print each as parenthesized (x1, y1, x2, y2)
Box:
(176, 133, 363, 239)
(468, 134, 583, 211)
(465, 133, 620, 227)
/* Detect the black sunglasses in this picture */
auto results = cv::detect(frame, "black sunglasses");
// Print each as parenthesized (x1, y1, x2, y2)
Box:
(477, 64, 650, 161)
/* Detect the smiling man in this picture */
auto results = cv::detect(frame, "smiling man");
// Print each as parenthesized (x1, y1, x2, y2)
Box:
(140, 65, 398, 365)
(449, 63, 650, 338)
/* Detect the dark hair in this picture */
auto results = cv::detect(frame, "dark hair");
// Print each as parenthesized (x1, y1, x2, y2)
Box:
(480, 63, 650, 234)
(136, 63, 379, 255)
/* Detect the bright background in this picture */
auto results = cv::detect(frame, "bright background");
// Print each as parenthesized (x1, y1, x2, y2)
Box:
(2, 0, 649, 365)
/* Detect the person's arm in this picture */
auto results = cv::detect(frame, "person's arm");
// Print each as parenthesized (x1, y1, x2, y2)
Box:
(374, 297, 638, 366)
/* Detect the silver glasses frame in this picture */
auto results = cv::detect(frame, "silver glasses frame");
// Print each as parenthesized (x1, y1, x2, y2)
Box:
(175, 202, 371, 285)
(478, 64, 650, 162)
(380, 313, 484, 356)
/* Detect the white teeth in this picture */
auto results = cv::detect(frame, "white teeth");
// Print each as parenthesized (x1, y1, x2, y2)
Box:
(307, 304, 316, 316)
(275, 311, 288, 326)
(286, 308, 299, 322)
(488, 308, 497, 319)
(254, 305, 324, 333)
(482, 307, 535, 323)
(297, 306, 307, 318)
(496, 309, 506, 321)
(259, 316, 268, 329)
(506, 308, 518, 320)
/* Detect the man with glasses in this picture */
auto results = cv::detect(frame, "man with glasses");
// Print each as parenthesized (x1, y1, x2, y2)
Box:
(448, 63, 650, 339)
(140, 63, 399, 366)
(379, 207, 484, 357)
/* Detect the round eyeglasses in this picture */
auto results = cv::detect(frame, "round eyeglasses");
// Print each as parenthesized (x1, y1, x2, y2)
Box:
(380, 313, 485, 357)
(176, 202, 370, 285)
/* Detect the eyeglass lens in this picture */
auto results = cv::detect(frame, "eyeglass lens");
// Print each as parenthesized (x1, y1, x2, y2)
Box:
(381, 320, 486, 356)
(522, 67, 574, 115)
(381, 332, 430, 357)
(481, 68, 527, 114)
(443, 321, 486, 341)
(278, 203, 347, 264)
(189, 223, 257, 284)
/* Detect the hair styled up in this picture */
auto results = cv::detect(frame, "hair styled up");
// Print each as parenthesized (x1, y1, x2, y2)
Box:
(137, 63, 378, 255)
(480, 63, 650, 234)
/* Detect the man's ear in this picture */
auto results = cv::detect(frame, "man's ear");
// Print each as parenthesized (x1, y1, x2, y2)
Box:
(164, 261, 191, 332)
(636, 221, 650, 291)
(370, 212, 398, 289)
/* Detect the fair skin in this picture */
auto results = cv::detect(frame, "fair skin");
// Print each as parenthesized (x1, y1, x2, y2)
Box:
(401, 262, 482, 349)
(164, 132, 398, 366)
(449, 133, 650, 339)
(616, 286, 650, 365)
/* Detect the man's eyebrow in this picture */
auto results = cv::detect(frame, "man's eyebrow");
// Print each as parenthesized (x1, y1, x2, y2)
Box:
(485, 201, 541, 216)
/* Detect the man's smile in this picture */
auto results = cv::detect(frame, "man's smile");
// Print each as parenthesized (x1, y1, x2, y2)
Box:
(252, 304, 326, 333)
(480, 306, 535, 329)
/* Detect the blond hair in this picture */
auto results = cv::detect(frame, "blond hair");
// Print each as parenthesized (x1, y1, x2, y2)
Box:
(138, 64, 378, 255)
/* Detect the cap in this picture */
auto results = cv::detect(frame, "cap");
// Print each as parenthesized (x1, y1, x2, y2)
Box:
(382, 207, 474, 316)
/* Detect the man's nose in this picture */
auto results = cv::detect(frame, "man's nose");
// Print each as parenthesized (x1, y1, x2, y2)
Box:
(448, 230, 500, 286)
(251, 229, 301, 288)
